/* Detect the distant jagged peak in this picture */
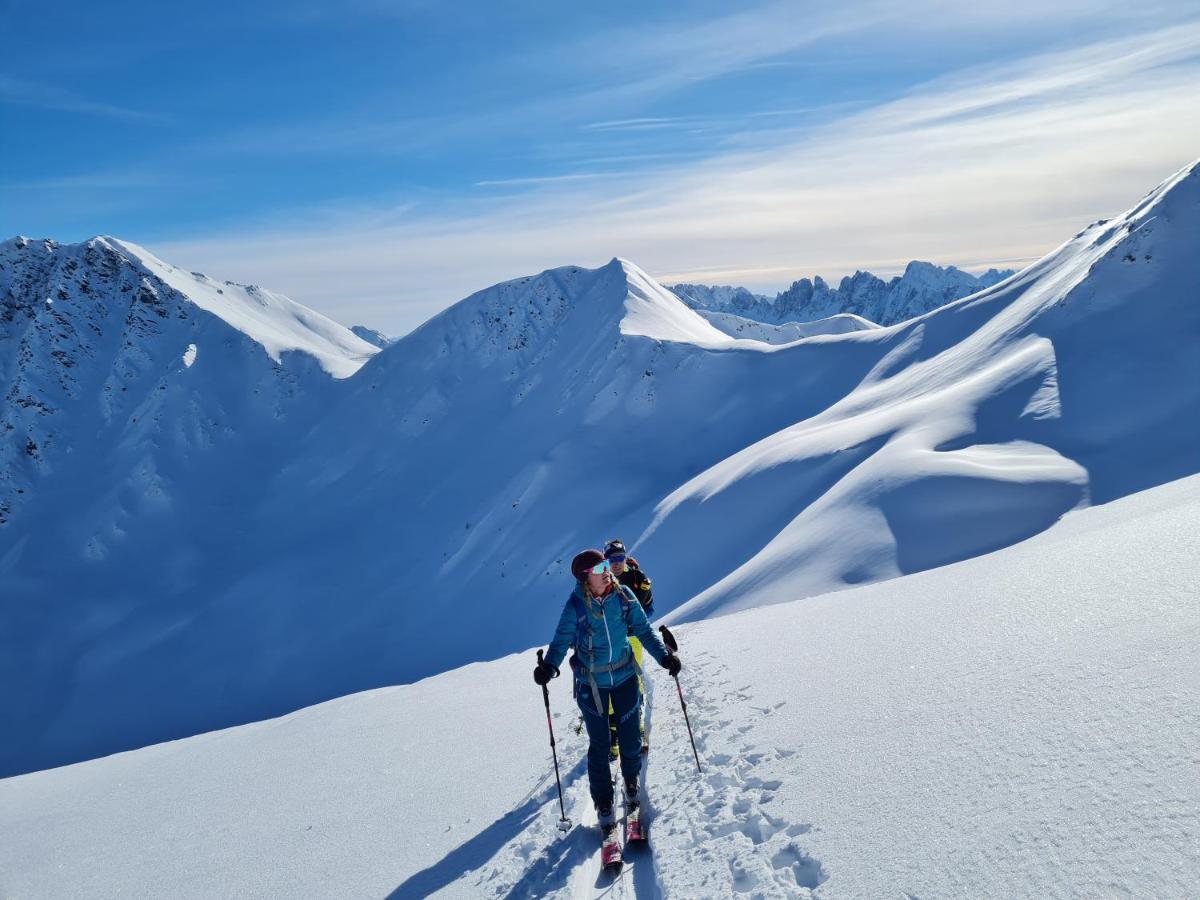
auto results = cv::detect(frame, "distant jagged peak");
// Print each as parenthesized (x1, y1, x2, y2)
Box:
(896, 259, 969, 284)
(674, 257, 1019, 327)
(670, 282, 770, 307)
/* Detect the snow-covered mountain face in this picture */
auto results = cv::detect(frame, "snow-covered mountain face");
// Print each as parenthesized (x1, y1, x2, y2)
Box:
(672, 261, 1014, 327)
(697, 309, 880, 343)
(0, 237, 378, 524)
(350, 324, 392, 348)
(2, 161, 1197, 777)
(0, 237, 380, 773)
(668, 282, 772, 318)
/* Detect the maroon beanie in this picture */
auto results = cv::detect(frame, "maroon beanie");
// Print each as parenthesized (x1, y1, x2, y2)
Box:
(570, 549, 606, 580)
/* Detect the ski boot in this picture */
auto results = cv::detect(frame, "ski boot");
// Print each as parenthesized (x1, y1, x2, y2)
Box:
(623, 778, 646, 843)
(597, 803, 616, 830)
(598, 803, 622, 873)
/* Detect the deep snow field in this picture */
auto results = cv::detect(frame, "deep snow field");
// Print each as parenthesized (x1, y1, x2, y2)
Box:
(2, 471, 1196, 899)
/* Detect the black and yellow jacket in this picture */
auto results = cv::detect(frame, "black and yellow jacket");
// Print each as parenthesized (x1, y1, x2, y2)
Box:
(618, 559, 654, 617)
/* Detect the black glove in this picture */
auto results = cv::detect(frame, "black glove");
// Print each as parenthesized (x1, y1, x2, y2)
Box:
(533, 660, 558, 685)
(661, 654, 682, 677)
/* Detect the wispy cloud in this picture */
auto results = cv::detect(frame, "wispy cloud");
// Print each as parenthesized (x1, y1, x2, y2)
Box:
(0, 75, 152, 122)
(546, 1, 905, 112)
(585, 117, 701, 132)
(181, 2, 899, 162)
(157, 0, 1140, 171)
(474, 173, 617, 188)
(852, 20, 1200, 134)
(146, 19, 1200, 335)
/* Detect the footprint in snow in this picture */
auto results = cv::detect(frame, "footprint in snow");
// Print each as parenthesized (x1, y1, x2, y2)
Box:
(647, 647, 828, 898)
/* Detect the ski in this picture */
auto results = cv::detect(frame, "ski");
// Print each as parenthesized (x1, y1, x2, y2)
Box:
(626, 803, 647, 843)
(600, 825, 623, 874)
(624, 782, 648, 845)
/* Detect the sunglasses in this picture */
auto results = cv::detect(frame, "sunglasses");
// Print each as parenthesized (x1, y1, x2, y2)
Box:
(606, 555, 627, 565)
(587, 560, 611, 575)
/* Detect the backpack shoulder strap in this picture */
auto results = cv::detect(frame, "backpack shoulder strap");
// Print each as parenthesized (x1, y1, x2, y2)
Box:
(569, 588, 594, 651)
(617, 584, 636, 625)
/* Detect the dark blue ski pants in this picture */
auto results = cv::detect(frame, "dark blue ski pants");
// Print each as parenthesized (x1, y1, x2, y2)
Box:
(577, 673, 642, 808)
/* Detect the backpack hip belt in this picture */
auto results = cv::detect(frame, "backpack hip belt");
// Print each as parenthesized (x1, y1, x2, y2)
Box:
(575, 650, 643, 720)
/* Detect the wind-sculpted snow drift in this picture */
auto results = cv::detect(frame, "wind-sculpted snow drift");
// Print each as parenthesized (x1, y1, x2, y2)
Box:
(1, 161, 1197, 776)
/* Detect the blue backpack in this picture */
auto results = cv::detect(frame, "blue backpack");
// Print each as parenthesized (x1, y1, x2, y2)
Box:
(569, 584, 635, 659)
(568, 585, 640, 713)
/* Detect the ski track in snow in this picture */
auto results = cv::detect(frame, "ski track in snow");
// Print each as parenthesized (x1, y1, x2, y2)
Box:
(648, 651, 826, 899)
(471, 654, 824, 899)
(469, 680, 661, 898)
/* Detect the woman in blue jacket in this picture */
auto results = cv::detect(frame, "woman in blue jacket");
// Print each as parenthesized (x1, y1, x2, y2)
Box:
(534, 548, 681, 825)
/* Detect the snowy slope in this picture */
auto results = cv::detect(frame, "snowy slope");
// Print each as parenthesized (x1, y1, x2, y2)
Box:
(697, 309, 880, 343)
(108, 237, 379, 379)
(654, 159, 1200, 622)
(2, 161, 1198, 779)
(0, 235, 377, 523)
(0, 236, 379, 773)
(2, 472, 1196, 899)
(352, 324, 393, 348)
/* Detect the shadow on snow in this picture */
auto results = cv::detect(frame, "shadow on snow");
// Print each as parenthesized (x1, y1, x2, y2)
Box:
(387, 757, 587, 900)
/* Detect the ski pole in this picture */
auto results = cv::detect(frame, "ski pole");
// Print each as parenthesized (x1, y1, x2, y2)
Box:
(537, 649, 572, 831)
(659, 626, 702, 774)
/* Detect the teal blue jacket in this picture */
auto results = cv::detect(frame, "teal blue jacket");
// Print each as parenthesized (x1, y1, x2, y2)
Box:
(545, 581, 670, 689)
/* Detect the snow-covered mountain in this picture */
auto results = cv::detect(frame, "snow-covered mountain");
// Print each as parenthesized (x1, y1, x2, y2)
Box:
(0, 236, 380, 773)
(1, 161, 1197, 780)
(0, 236, 378, 525)
(668, 282, 772, 318)
(697, 309, 880, 343)
(3, 471, 1196, 898)
(672, 260, 1015, 326)
(351, 324, 393, 348)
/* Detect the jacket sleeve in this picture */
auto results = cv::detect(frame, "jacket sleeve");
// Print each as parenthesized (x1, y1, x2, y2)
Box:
(638, 572, 654, 615)
(544, 598, 578, 673)
(626, 589, 669, 664)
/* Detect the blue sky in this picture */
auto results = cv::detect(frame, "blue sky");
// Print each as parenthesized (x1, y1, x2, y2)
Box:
(3, 0, 1198, 333)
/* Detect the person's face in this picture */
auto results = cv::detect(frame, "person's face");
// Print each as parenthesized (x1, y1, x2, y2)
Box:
(608, 556, 627, 575)
(586, 564, 613, 595)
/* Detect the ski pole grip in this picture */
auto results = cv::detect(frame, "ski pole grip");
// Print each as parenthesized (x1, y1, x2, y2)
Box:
(659, 625, 679, 653)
